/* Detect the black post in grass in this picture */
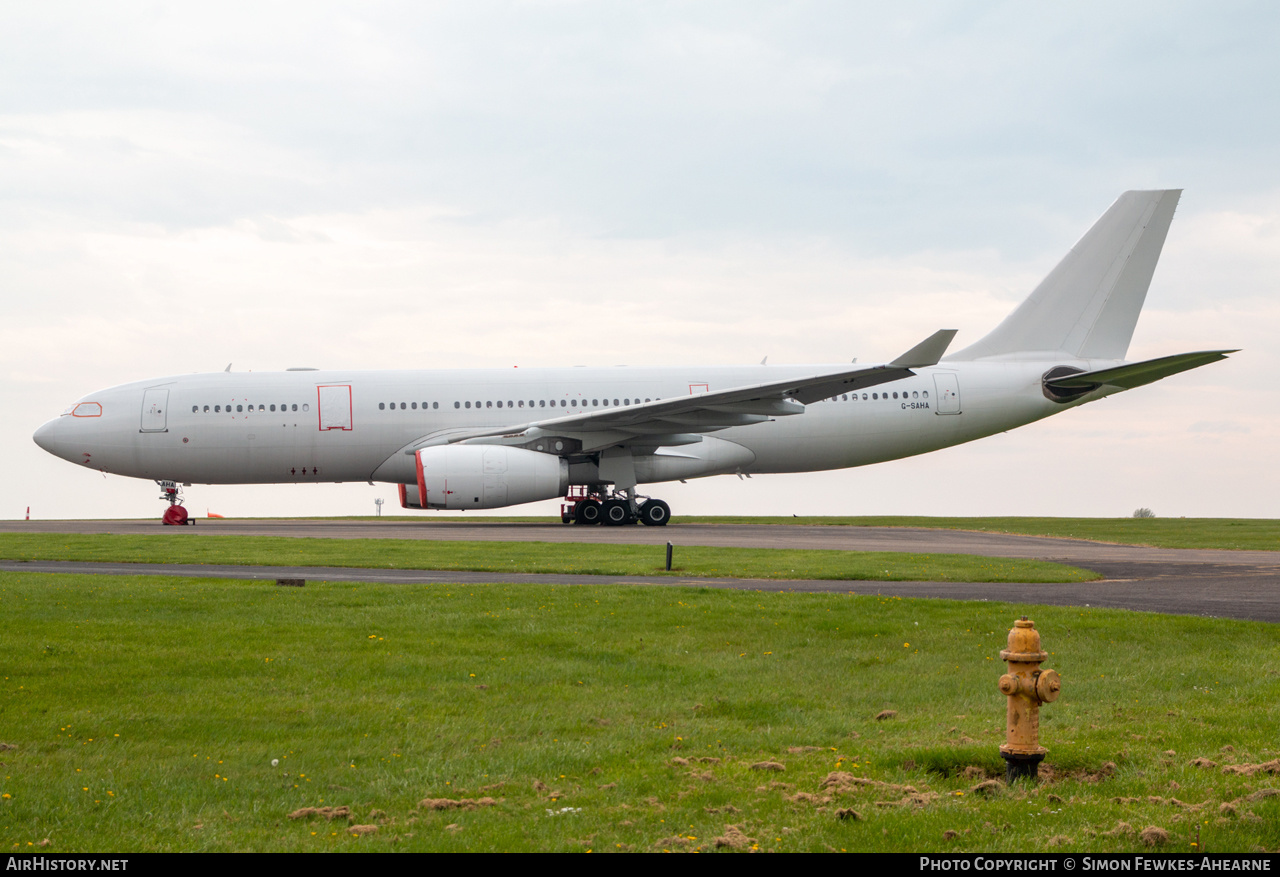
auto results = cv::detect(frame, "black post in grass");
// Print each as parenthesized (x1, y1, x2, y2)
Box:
(666, 542, 673, 571)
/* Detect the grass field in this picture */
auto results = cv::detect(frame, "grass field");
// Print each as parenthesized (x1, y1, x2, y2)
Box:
(677, 516, 1280, 552)
(0, 534, 1099, 583)
(3, 571, 1278, 853)
(97, 514, 1277, 551)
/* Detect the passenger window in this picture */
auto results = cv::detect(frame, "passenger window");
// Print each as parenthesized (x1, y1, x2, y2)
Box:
(412, 402, 417, 409)
(486, 401, 492, 408)
(893, 392, 898, 399)
(270, 404, 276, 412)
(292, 404, 298, 412)
(872, 394, 878, 400)
(592, 399, 598, 406)
(204, 405, 210, 412)
(192, 405, 198, 413)
(433, 402, 438, 409)
(518, 400, 524, 408)
(379, 403, 385, 410)
(497, 401, 503, 408)
(539, 400, 546, 407)
(399, 402, 405, 410)
(454, 402, 460, 409)
(645, 398, 651, 403)
(465, 401, 471, 409)
(571, 399, 577, 407)
(302, 404, 309, 412)
(613, 399, 619, 406)
(923, 391, 929, 398)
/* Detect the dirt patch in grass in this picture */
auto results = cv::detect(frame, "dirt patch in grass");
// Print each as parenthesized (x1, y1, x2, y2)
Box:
(787, 792, 832, 806)
(875, 710, 897, 721)
(1221, 760, 1280, 776)
(288, 805, 350, 821)
(876, 791, 940, 808)
(756, 781, 792, 792)
(654, 835, 691, 849)
(750, 761, 785, 772)
(1140, 826, 1170, 847)
(418, 797, 499, 811)
(348, 824, 378, 836)
(1101, 822, 1135, 838)
(713, 825, 755, 849)
(820, 772, 920, 795)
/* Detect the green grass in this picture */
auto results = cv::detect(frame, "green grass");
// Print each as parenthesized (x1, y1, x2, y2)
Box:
(0, 534, 1098, 584)
(671, 516, 1280, 551)
(92, 514, 1276, 551)
(2, 572, 1278, 853)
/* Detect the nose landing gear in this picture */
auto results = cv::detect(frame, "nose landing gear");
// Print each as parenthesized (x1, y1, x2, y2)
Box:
(157, 480, 192, 526)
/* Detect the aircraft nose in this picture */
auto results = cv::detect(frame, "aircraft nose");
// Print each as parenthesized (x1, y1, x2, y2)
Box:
(33, 419, 58, 452)
(33, 418, 73, 460)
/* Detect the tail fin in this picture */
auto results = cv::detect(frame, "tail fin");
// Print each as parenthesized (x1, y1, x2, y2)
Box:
(949, 190, 1181, 361)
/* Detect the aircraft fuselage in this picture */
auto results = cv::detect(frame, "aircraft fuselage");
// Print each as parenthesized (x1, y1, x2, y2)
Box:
(33, 360, 1108, 488)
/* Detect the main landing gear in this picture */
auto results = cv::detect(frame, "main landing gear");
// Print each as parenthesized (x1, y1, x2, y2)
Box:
(157, 480, 192, 526)
(561, 486, 670, 527)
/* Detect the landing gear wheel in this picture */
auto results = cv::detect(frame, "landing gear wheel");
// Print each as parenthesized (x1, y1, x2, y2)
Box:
(574, 499, 603, 525)
(639, 499, 670, 526)
(162, 505, 189, 526)
(602, 498, 633, 526)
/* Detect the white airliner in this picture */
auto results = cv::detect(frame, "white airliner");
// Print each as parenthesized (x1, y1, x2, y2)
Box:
(34, 190, 1233, 526)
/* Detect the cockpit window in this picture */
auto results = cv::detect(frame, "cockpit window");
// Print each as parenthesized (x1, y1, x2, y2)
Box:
(71, 402, 102, 417)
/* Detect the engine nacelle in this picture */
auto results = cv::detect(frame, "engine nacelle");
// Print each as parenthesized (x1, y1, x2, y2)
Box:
(416, 445, 569, 510)
(398, 483, 425, 510)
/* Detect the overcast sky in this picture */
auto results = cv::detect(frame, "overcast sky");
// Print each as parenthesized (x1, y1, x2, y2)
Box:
(4, 2, 1277, 520)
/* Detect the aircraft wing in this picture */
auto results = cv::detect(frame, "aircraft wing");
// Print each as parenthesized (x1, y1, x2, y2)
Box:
(406, 330, 957, 453)
(1045, 350, 1238, 391)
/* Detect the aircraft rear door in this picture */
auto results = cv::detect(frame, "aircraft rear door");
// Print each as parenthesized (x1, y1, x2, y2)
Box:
(933, 373, 961, 415)
(140, 388, 169, 432)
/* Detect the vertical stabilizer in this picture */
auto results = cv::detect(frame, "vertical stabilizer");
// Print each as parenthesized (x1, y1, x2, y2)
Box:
(949, 190, 1181, 361)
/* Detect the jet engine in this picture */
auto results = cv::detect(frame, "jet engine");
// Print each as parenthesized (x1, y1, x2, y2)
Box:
(415, 445, 569, 510)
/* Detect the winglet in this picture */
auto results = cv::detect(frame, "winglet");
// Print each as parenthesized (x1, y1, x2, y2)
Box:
(890, 330, 958, 368)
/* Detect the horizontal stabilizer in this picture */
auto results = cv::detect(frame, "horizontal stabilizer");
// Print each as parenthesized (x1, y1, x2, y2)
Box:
(1046, 350, 1237, 391)
(890, 330, 958, 368)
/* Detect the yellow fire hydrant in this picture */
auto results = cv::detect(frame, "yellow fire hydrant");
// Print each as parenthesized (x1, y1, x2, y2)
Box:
(997, 616, 1061, 781)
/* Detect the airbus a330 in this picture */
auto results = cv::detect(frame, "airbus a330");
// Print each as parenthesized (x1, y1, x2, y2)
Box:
(33, 190, 1234, 526)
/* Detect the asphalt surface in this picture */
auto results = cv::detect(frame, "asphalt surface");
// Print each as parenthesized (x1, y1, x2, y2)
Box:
(2, 519, 1277, 622)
